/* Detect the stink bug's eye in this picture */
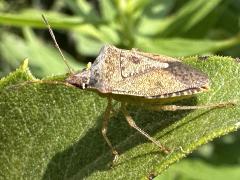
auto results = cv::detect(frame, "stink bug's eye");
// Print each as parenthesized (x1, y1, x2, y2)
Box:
(81, 76, 89, 84)
(66, 69, 91, 89)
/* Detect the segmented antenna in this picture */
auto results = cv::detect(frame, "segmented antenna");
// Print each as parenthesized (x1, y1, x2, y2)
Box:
(41, 14, 73, 74)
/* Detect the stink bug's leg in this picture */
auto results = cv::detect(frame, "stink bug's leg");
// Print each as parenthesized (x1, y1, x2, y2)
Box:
(147, 102, 236, 111)
(36, 80, 74, 87)
(121, 103, 170, 154)
(102, 97, 119, 162)
(6, 80, 74, 90)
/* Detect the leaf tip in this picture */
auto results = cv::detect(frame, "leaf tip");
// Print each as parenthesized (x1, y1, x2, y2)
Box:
(20, 58, 29, 71)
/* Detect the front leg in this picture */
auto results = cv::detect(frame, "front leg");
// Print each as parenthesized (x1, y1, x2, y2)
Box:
(6, 80, 75, 90)
(102, 97, 119, 162)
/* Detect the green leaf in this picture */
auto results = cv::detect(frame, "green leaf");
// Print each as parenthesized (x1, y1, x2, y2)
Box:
(73, 34, 104, 56)
(0, 56, 239, 179)
(0, 28, 84, 77)
(142, 0, 175, 18)
(0, 11, 120, 57)
(99, 0, 117, 22)
(136, 35, 240, 56)
(157, 159, 240, 180)
(0, 10, 84, 29)
(138, 0, 223, 36)
(65, 0, 100, 22)
(73, 25, 120, 56)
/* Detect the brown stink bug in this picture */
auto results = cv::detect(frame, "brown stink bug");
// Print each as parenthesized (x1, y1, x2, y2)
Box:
(40, 15, 234, 162)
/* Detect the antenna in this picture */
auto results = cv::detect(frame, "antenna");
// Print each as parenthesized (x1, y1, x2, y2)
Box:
(41, 14, 74, 74)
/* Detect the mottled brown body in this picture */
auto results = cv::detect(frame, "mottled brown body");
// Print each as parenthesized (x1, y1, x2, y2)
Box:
(66, 45, 209, 101)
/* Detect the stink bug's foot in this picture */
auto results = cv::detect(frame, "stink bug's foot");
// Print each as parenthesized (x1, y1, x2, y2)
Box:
(112, 150, 119, 164)
(213, 101, 236, 108)
(153, 142, 171, 154)
(108, 150, 119, 168)
(160, 145, 171, 154)
(153, 140, 171, 154)
(150, 138, 171, 154)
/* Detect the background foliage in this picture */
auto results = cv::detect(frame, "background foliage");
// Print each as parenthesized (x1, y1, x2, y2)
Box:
(0, 0, 240, 179)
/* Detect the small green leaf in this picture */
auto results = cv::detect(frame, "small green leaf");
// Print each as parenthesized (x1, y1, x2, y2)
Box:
(138, 0, 223, 36)
(73, 33, 104, 56)
(65, 0, 100, 22)
(73, 25, 120, 56)
(0, 11, 84, 29)
(141, 0, 175, 18)
(0, 28, 83, 77)
(99, 0, 117, 22)
(136, 36, 240, 56)
(0, 56, 239, 179)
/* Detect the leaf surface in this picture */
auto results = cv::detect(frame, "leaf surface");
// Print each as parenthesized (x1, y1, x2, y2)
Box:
(0, 56, 239, 179)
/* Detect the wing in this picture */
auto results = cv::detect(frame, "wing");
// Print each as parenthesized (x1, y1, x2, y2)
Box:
(120, 50, 171, 78)
(87, 45, 209, 98)
(113, 61, 209, 97)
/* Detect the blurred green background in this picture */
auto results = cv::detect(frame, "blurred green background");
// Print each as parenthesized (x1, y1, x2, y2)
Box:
(0, 0, 240, 179)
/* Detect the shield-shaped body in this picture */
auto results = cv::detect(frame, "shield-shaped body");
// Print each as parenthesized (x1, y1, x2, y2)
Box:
(67, 45, 209, 103)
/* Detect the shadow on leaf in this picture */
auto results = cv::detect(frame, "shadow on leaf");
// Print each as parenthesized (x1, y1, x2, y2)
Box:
(43, 97, 198, 179)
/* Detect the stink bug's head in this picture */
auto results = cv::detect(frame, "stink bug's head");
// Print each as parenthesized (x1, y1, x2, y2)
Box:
(66, 62, 91, 89)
